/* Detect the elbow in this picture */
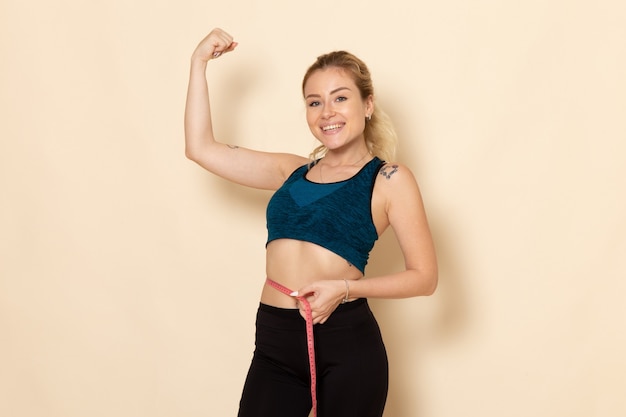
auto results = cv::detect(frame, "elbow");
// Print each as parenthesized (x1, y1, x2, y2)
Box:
(184, 130, 203, 162)
(413, 266, 438, 297)
(185, 144, 202, 163)
(424, 270, 438, 296)
(185, 137, 215, 165)
(185, 147, 196, 162)
(425, 263, 439, 296)
(402, 268, 438, 298)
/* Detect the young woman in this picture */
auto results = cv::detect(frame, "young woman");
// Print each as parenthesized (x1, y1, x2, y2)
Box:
(185, 28, 438, 417)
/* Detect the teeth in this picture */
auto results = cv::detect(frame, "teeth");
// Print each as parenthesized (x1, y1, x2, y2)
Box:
(322, 124, 342, 131)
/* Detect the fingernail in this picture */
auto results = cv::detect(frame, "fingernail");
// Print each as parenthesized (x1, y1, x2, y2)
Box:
(290, 291, 298, 297)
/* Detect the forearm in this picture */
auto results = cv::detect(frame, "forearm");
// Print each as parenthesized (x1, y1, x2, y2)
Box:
(184, 58, 215, 159)
(296, 269, 437, 324)
(347, 268, 438, 300)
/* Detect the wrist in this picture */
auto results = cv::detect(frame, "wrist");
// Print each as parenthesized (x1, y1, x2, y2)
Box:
(190, 53, 209, 68)
(341, 279, 350, 304)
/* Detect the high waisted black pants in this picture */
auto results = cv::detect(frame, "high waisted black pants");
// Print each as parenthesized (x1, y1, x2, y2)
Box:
(237, 298, 388, 417)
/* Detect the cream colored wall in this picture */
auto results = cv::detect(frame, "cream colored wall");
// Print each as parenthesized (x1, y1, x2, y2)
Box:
(1, 1, 624, 416)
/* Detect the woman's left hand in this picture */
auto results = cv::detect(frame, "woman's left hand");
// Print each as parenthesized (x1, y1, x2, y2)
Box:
(292, 280, 347, 324)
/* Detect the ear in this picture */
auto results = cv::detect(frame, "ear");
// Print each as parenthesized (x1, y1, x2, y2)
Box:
(365, 95, 374, 117)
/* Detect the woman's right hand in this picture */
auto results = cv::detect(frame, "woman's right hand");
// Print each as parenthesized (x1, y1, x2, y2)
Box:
(192, 28, 238, 63)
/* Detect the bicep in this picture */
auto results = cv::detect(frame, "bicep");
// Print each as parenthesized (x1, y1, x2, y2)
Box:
(385, 167, 437, 272)
(187, 142, 308, 190)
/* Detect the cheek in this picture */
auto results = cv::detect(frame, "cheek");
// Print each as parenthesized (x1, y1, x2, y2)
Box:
(305, 108, 319, 126)
(354, 119, 366, 134)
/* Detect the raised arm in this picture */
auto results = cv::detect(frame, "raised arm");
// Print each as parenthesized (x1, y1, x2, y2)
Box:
(184, 28, 307, 190)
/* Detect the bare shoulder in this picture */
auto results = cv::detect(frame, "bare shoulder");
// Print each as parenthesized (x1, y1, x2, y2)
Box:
(376, 161, 419, 190)
(376, 161, 425, 209)
(371, 161, 426, 233)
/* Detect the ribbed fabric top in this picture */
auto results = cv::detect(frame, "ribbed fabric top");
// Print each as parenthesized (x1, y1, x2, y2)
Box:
(266, 157, 383, 274)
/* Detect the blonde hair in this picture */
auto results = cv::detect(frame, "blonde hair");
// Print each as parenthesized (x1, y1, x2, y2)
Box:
(302, 51, 398, 162)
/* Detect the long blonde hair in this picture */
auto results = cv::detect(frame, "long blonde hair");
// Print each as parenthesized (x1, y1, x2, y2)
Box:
(302, 51, 397, 162)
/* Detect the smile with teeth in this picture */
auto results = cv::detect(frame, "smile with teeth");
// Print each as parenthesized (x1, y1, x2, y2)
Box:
(322, 123, 344, 132)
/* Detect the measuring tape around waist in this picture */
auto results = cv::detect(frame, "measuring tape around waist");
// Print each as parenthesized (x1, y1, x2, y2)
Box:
(265, 278, 318, 417)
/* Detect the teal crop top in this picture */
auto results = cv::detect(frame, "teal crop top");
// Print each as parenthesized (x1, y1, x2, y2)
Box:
(266, 157, 384, 274)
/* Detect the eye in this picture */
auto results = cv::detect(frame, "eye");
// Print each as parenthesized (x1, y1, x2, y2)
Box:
(308, 100, 321, 107)
(336, 96, 348, 102)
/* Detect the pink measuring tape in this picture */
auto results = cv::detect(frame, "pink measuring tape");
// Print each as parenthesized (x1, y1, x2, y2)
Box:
(265, 278, 318, 417)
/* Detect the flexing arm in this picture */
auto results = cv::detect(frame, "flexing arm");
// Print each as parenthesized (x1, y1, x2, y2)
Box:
(184, 28, 306, 189)
(184, 29, 237, 165)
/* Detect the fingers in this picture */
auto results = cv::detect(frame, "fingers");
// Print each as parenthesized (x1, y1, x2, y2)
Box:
(295, 297, 322, 324)
(193, 27, 238, 62)
(292, 283, 342, 325)
(211, 41, 238, 59)
(292, 280, 347, 324)
(297, 307, 327, 325)
(208, 28, 237, 58)
(296, 297, 334, 325)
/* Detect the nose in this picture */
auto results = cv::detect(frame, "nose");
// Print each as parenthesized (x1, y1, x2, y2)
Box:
(322, 103, 336, 119)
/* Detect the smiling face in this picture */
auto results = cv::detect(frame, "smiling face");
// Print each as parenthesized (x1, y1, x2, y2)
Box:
(303, 67, 373, 153)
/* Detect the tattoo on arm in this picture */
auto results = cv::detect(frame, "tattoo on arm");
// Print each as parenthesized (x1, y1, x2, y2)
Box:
(227, 144, 239, 149)
(380, 164, 399, 180)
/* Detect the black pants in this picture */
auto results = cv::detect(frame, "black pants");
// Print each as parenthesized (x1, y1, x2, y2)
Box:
(238, 298, 388, 417)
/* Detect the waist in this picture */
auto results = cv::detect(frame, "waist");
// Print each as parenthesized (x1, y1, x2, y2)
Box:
(260, 298, 367, 314)
(261, 276, 362, 308)
(257, 298, 370, 329)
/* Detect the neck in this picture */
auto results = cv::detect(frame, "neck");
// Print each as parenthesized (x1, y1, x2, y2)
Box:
(317, 150, 373, 184)
(322, 148, 371, 167)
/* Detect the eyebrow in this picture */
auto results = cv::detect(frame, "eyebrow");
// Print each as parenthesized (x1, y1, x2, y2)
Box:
(305, 86, 351, 100)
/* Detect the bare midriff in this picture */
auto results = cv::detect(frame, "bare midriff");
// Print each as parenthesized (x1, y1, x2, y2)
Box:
(262, 239, 364, 308)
